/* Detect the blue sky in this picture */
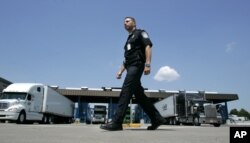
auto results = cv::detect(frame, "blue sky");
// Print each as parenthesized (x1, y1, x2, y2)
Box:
(0, 0, 249, 112)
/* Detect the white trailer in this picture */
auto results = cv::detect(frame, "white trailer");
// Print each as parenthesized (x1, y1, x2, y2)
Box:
(154, 95, 178, 125)
(0, 83, 74, 124)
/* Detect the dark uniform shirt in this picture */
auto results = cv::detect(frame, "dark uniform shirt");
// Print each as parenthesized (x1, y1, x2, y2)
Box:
(124, 29, 153, 66)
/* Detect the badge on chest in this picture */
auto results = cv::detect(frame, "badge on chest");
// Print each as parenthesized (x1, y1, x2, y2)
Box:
(127, 43, 131, 50)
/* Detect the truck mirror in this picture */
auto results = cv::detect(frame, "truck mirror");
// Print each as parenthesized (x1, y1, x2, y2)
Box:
(37, 87, 41, 92)
(27, 94, 32, 101)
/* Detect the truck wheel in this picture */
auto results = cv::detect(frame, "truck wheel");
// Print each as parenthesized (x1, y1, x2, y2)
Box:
(86, 120, 91, 124)
(48, 116, 54, 124)
(193, 117, 201, 126)
(175, 121, 180, 125)
(213, 123, 220, 127)
(169, 118, 173, 125)
(68, 118, 73, 124)
(42, 115, 48, 124)
(173, 118, 177, 125)
(17, 111, 26, 124)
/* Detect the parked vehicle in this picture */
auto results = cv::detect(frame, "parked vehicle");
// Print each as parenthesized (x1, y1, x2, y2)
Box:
(92, 105, 107, 124)
(123, 108, 131, 123)
(154, 91, 222, 127)
(0, 83, 74, 124)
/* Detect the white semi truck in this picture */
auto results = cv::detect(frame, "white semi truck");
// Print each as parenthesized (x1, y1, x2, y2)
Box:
(154, 91, 222, 127)
(92, 105, 107, 124)
(0, 83, 74, 124)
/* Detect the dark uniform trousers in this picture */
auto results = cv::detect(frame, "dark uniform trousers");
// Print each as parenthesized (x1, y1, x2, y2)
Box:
(112, 61, 162, 124)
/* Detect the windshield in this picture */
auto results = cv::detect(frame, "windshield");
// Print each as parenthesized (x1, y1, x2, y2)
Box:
(94, 110, 106, 114)
(0, 92, 27, 100)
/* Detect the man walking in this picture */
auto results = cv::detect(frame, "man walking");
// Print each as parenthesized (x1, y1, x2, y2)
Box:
(100, 17, 166, 131)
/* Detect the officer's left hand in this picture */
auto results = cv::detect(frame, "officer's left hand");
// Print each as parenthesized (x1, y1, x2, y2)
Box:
(144, 67, 151, 75)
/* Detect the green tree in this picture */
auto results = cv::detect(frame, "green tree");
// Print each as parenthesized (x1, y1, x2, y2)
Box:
(230, 108, 250, 120)
(238, 108, 250, 119)
(230, 108, 238, 115)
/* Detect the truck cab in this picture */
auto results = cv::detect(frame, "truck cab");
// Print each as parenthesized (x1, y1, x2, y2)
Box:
(92, 105, 107, 124)
(184, 99, 222, 127)
(0, 83, 44, 123)
(0, 83, 74, 124)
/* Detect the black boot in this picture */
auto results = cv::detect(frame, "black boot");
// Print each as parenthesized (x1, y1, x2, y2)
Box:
(147, 118, 166, 130)
(100, 122, 123, 131)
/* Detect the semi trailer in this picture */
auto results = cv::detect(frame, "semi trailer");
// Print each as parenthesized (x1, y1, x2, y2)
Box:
(0, 83, 74, 124)
(154, 91, 222, 127)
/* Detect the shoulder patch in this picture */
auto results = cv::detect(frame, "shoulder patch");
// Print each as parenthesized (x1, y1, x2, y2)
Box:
(141, 31, 149, 38)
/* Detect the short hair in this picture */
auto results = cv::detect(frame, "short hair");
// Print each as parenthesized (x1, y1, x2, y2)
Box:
(124, 16, 136, 25)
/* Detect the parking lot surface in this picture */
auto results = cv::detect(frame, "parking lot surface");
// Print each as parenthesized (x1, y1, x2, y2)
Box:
(0, 123, 231, 143)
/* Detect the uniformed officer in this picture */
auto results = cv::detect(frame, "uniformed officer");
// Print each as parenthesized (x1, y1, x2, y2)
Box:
(100, 17, 166, 131)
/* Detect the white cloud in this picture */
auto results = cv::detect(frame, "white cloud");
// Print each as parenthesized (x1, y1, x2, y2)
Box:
(226, 42, 237, 53)
(154, 66, 180, 82)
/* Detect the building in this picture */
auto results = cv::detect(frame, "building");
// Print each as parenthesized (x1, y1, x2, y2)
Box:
(0, 77, 239, 123)
(55, 87, 238, 123)
(0, 77, 12, 93)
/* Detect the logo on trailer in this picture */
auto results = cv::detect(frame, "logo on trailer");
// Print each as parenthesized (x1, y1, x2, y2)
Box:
(162, 104, 167, 111)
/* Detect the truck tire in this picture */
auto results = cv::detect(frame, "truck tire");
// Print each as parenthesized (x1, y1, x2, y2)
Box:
(48, 116, 54, 124)
(169, 118, 173, 125)
(86, 120, 91, 124)
(68, 118, 73, 124)
(193, 117, 201, 126)
(173, 118, 178, 125)
(17, 111, 26, 124)
(64, 117, 72, 124)
(42, 115, 49, 124)
(174, 118, 180, 125)
(213, 123, 221, 127)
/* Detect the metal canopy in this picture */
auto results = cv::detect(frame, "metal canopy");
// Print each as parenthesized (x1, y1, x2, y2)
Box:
(56, 88, 238, 103)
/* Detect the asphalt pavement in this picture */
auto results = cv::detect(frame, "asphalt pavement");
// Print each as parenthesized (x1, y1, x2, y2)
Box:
(0, 123, 235, 143)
